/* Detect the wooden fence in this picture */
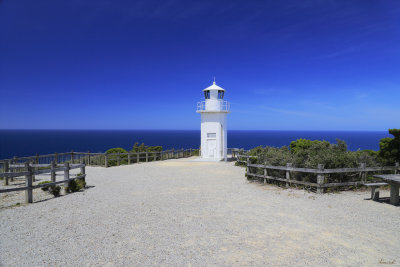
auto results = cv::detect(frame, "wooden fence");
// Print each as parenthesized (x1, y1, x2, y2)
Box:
(0, 148, 197, 204)
(0, 149, 196, 171)
(237, 154, 400, 193)
(0, 162, 86, 203)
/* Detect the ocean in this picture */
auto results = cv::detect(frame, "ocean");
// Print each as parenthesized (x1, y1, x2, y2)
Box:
(0, 130, 391, 159)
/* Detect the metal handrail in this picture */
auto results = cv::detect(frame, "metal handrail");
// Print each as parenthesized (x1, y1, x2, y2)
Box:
(196, 100, 230, 112)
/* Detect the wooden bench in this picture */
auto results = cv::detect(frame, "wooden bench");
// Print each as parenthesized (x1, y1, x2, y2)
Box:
(364, 183, 388, 201)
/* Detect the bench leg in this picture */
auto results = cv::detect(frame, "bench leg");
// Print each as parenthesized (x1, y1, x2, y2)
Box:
(390, 183, 399, 205)
(371, 186, 377, 200)
(372, 188, 380, 201)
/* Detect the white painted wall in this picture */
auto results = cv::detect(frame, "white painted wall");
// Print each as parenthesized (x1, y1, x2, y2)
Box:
(200, 113, 227, 160)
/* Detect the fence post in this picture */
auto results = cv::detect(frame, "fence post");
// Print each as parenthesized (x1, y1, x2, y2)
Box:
(263, 161, 267, 184)
(286, 163, 292, 188)
(153, 152, 156, 161)
(64, 162, 70, 191)
(395, 162, 399, 174)
(137, 153, 140, 163)
(104, 154, 108, 168)
(25, 162, 33, 203)
(359, 163, 366, 183)
(80, 162, 86, 182)
(4, 161, 9, 186)
(117, 152, 121, 166)
(317, 164, 325, 194)
(146, 152, 148, 162)
(51, 160, 56, 182)
(30, 160, 36, 182)
(54, 152, 58, 164)
(128, 153, 131, 165)
(246, 156, 250, 177)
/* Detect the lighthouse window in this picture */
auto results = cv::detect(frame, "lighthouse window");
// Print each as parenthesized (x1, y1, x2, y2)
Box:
(218, 90, 224, 99)
(204, 90, 210, 99)
(207, 133, 216, 138)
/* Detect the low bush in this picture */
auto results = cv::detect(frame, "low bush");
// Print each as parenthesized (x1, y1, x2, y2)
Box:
(39, 181, 52, 191)
(39, 181, 61, 197)
(131, 142, 163, 161)
(246, 139, 382, 184)
(50, 185, 61, 197)
(65, 178, 86, 193)
(105, 147, 128, 166)
(191, 149, 200, 156)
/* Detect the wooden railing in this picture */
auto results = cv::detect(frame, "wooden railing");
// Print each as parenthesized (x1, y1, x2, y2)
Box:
(103, 149, 194, 167)
(0, 149, 197, 171)
(0, 149, 197, 204)
(237, 154, 400, 193)
(0, 162, 86, 203)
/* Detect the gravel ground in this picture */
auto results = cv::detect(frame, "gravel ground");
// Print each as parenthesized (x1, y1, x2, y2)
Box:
(0, 158, 399, 266)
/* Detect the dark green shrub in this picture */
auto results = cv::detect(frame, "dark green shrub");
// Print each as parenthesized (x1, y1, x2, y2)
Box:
(192, 149, 200, 156)
(130, 142, 163, 161)
(247, 139, 381, 184)
(106, 147, 128, 166)
(39, 180, 61, 196)
(379, 129, 400, 165)
(49, 185, 61, 197)
(39, 181, 52, 191)
(66, 178, 86, 193)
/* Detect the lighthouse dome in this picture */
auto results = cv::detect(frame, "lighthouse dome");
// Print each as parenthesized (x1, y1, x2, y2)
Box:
(203, 81, 225, 91)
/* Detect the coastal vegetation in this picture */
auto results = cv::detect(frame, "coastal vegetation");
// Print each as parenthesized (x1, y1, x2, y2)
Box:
(242, 128, 399, 169)
(105, 143, 164, 166)
(239, 129, 399, 187)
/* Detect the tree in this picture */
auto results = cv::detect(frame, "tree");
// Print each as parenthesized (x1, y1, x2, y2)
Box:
(378, 129, 400, 165)
(132, 142, 139, 153)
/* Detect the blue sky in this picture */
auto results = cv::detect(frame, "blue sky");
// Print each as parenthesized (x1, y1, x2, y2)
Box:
(0, 0, 399, 130)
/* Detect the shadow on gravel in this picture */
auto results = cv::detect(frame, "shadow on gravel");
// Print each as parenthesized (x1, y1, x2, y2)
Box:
(34, 185, 95, 204)
(363, 197, 400, 207)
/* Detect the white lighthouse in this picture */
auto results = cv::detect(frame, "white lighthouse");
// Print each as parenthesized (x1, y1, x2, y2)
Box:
(196, 80, 230, 161)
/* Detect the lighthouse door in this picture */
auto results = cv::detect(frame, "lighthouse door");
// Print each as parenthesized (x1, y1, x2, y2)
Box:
(207, 139, 216, 158)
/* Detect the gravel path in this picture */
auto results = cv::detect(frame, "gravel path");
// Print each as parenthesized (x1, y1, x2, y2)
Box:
(1, 158, 399, 266)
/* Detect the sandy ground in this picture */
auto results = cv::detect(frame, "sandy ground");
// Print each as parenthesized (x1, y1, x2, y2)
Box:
(0, 158, 399, 266)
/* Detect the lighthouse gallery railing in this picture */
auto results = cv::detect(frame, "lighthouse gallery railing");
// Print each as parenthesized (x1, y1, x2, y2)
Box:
(196, 101, 230, 112)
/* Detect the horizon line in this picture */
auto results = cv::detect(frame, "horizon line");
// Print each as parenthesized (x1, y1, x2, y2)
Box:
(0, 129, 390, 132)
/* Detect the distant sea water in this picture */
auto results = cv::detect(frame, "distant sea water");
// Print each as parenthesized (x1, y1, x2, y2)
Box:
(0, 130, 391, 159)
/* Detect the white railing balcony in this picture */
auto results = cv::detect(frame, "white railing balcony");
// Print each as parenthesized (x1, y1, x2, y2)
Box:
(196, 100, 230, 112)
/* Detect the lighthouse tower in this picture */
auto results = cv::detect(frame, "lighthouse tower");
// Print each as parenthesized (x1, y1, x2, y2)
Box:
(196, 80, 230, 161)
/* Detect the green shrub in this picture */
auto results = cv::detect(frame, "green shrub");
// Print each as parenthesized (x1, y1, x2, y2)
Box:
(65, 178, 86, 193)
(130, 142, 163, 161)
(39, 181, 52, 191)
(49, 185, 61, 197)
(247, 139, 381, 184)
(131, 142, 163, 152)
(106, 147, 128, 166)
(39, 181, 61, 197)
(191, 149, 200, 156)
(378, 129, 400, 165)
